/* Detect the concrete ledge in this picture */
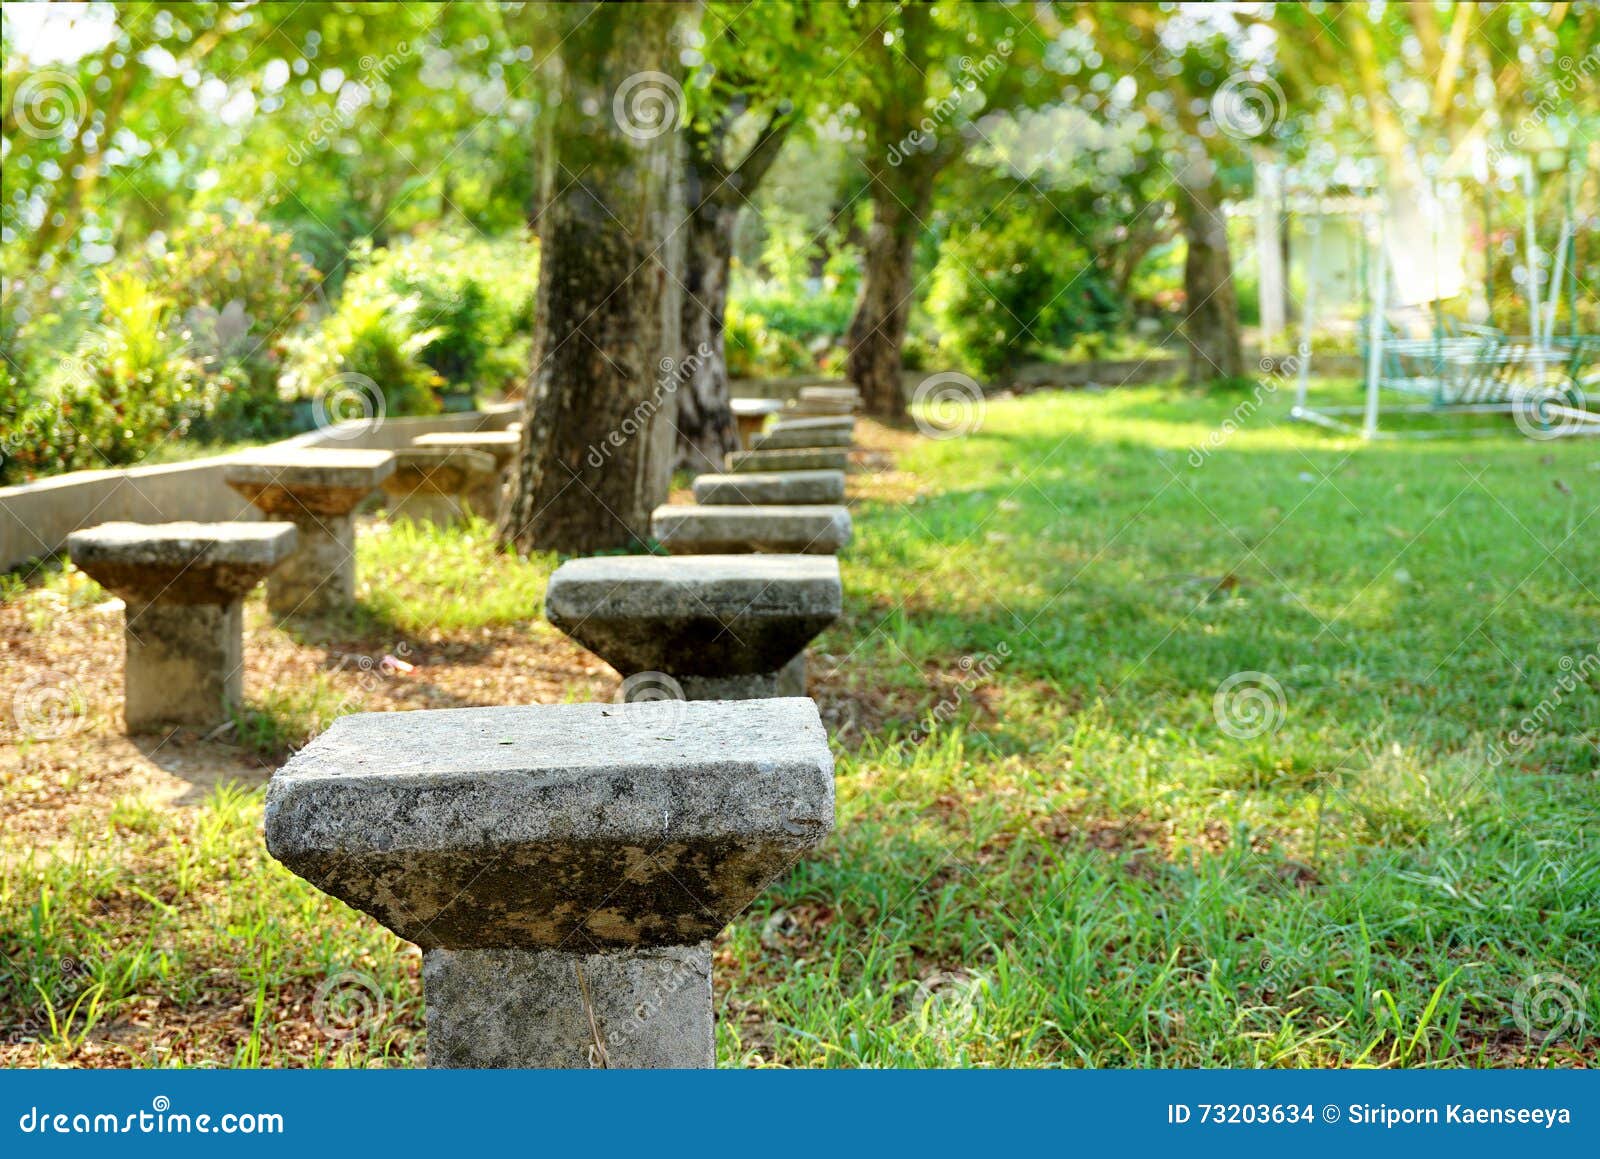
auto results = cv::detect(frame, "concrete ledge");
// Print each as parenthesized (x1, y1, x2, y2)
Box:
(1, 404, 518, 573)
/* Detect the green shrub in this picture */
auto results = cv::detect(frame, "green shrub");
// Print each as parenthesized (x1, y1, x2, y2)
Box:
(278, 284, 443, 419)
(725, 301, 814, 379)
(929, 212, 1120, 378)
(148, 217, 318, 438)
(3, 272, 213, 480)
(343, 230, 538, 397)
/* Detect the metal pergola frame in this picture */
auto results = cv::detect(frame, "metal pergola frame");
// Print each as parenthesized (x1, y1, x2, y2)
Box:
(1289, 151, 1598, 441)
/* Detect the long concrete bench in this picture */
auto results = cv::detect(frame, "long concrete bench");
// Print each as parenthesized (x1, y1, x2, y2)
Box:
(750, 424, 854, 451)
(66, 521, 297, 731)
(265, 698, 834, 1067)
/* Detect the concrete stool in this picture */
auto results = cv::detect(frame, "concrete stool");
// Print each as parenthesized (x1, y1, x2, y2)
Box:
(66, 521, 297, 732)
(692, 469, 845, 506)
(652, 504, 852, 555)
(412, 431, 520, 521)
(750, 424, 853, 451)
(224, 449, 394, 616)
(727, 448, 849, 473)
(730, 398, 782, 448)
(265, 699, 834, 1067)
(546, 554, 840, 699)
(381, 447, 498, 526)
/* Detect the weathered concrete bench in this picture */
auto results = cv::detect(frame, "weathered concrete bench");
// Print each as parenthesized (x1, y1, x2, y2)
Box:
(652, 504, 852, 555)
(692, 469, 845, 506)
(67, 521, 297, 731)
(224, 450, 394, 616)
(411, 431, 520, 520)
(380, 447, 498, 526)
(800, 385, 860, 406)
(750, 423, 854, 451)
(265, 698, 834, 1067)
(727, 447, 849, 473)
(546, 554, 840, 699)
(730, 398, 782, 447)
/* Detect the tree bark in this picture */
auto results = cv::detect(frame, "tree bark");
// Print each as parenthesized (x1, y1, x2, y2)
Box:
(845, 170, 931, 418)
(498, 4, 684, 555)
(673, 113, 792, 472)
(675, 190, 740, 473)
(1176, 152, 1244, 383)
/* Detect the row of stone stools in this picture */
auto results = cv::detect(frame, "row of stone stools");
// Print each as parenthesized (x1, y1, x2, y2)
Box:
(65, 384, 865, 1067)
(271, 384, 868, 1067)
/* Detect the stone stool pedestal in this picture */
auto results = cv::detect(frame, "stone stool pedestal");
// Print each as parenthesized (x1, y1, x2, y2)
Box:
(545, 554, 841, 700)
(412, 431, 520, 521)
(381, 447, 498, 526)
(727, 447, 849, 474)
(692, 469, 845, 506)
(67, 521, 297, 731)
(264, 700, 835, 1068)
(652, 504, 852, 555)
(730, 398, 782, 448)
(224, 450, 394, 616)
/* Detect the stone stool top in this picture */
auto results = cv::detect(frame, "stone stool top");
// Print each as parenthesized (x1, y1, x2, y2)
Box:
(264, 698, 834, 951)
(384, 446, 498, 495)
(692, 469, 845, 506)
(412, 430, 521, 468)
(751, 425, 853, 451)
(652, 504, 852, 555)
(68, 521, 298, 604)
(546, 553, 841, 677)
(771, 416, 854, 434)
(727, 447, 850, 473)
(799, 385, 860, 403)
(225, 449, 395, 516)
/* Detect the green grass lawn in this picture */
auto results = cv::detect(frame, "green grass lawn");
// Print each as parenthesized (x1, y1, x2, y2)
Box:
(3, 382, 1596, 1067)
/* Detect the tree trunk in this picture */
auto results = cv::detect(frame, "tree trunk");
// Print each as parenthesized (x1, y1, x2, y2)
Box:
(498, 5, 684, 555)
(674, 162, 740, 474)
(846, 159, 934, 419)
(1176, 153, 1244, 383)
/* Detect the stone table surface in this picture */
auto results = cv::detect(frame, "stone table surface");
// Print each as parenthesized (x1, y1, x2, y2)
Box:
(413, 431, 521, 456)
(264, 699, 835, 950)
(730, 398, 783, 416)
(546, 553, 841, 675)
(225, 450, 395, 516)
(67, 521, 298, 603)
